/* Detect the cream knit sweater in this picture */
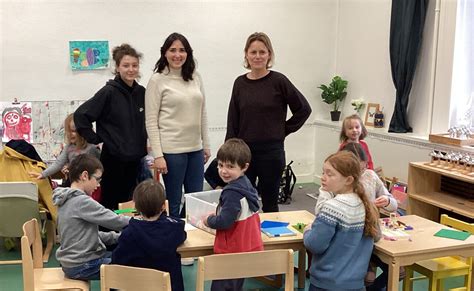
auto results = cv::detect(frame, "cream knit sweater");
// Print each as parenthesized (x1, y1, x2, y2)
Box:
(145, 67, 210, 157)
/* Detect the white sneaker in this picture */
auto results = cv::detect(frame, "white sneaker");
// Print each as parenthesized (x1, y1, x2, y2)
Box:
(181, 257, 194, 266)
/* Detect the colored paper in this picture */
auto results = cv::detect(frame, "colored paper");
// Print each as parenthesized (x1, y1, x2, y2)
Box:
(434, 229, 471, 241)
(261, 220, 289, 228)
(261, 226, 296, 238)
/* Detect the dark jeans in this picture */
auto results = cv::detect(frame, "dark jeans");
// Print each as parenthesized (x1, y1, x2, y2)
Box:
(246, 142, 285, 212)
(309, 284, 363, 291)
(62, 252, 111, 281)
(100, 147, 141, 211)
(162, 150, 204, 218)
(210, 278, 244, 291)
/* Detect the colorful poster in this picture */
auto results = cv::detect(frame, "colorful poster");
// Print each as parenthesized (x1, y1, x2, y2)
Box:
(0, 101, 33, 143)
(69, 40, 109, 70)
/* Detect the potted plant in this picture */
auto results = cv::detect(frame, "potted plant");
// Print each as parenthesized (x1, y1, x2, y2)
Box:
(318, 76, 348, 121)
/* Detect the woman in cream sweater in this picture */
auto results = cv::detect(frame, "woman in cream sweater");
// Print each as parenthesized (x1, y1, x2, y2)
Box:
(145, 32, 210, 218)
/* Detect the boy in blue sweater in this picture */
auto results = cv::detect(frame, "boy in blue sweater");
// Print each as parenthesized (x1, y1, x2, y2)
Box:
(112, 179, 187, 291)
(304, 151, 380, 291)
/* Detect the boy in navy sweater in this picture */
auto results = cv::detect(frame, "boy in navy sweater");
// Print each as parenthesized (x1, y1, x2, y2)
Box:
(112, 179, 187, 291)
(204, 138, 263, 291)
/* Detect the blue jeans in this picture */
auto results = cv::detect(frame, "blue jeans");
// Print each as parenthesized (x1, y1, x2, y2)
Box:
(163, 150, 204, 218)
(62, 252, 111, 280)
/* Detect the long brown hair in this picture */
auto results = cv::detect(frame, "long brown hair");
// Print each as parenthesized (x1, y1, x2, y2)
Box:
(64, 114, 87, 149)
(325, 151, 379, 238)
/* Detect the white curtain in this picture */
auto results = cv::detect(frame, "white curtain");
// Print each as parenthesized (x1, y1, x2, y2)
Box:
(450, 0, 474, 128)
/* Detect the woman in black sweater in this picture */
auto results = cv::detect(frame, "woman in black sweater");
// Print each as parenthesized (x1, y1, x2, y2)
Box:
(226, 32, 311, 212)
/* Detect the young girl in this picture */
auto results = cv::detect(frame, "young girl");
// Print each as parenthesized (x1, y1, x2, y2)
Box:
(304, 151, 380, 291)
(30, 113, 100, 184)
(339, 114, 374, 170)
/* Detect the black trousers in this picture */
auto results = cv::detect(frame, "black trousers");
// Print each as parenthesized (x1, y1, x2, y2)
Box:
(100, 148, 141, 211)
(246, 142, 285, 213)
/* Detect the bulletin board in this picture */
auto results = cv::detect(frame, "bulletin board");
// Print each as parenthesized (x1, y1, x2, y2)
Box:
(1, 100, 85, 162)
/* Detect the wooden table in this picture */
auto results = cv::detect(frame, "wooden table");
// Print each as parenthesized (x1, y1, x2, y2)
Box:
(373, 215, 474, 291)
(177, 210, 315, 288)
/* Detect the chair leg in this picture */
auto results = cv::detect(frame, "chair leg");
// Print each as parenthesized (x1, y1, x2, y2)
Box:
(42, 220, 55, 263)
(429, 274, 438, 291)
(438, 279, 445, 291)
(403, 267, 414, 291)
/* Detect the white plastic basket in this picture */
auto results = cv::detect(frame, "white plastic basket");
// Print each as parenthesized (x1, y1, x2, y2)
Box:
(185, 190, 221, 235)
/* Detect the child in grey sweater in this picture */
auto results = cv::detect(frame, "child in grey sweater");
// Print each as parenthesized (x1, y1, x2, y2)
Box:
(53, 154, 129, 280)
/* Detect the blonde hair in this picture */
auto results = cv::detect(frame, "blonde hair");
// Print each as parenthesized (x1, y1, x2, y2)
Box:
(65, 114, 87, 149)
(339, 114, 368, 142)
(325, 151, 379, 238)
(243, 32, 274, 69)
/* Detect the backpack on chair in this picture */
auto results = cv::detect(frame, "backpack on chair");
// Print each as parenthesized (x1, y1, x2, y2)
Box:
(278, 161, 297, 204)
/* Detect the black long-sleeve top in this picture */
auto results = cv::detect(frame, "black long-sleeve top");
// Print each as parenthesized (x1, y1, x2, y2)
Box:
(74, 77, 147, 161)
(225, 71, 312, 143)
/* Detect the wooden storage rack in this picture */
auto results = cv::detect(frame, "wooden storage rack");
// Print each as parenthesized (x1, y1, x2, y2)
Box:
(407, 162, 474, 222)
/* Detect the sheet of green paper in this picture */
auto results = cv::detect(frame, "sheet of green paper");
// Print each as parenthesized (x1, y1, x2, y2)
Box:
(114, 208, 136, 214)
(434, 229, 471, 241)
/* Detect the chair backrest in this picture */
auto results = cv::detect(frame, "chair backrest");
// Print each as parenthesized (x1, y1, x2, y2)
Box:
(118, 199, 169, 217)
(196, 249, 294, 291)
(100, 264, 171, 291)
(0, 182, 39, 237)
(21, 219, 44, 291)
(440, 214, 474, 234)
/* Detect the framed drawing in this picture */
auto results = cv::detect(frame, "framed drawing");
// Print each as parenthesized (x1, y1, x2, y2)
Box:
(365, 103, 380, 126)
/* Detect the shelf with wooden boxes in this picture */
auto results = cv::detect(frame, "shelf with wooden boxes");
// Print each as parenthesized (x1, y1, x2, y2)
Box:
(407, 162, 474, 222)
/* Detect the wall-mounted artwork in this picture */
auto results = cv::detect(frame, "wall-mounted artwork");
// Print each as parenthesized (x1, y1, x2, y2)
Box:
(69, 40, 109, 70)
(0, 101, 33, 143)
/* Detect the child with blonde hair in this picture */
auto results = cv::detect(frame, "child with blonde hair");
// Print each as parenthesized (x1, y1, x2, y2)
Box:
(339, 114, 374, 169)
(30, 113, 99, 183)
(304, 151, 380, 291)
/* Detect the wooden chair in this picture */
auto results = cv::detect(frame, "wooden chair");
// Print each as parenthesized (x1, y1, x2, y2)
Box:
(100, 264, 171, 291)
(195, 249, 294, 291)
(21, 218, 89, 291)
(403, 214, 473, 291)
(118, 199, 169, 217)
(0, 182, 55, 264)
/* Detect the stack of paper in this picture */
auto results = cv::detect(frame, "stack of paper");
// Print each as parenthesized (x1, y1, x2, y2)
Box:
(261, 220, 296, 238)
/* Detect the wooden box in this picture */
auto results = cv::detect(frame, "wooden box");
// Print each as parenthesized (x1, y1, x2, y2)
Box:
(429, 133, 474, 147)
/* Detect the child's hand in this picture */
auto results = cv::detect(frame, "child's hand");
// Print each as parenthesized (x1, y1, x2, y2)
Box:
(28, 171, 43, 180)
(61, 165, 69, 176)
(203, 214, 213, 227)
(374, 196, 389, 208)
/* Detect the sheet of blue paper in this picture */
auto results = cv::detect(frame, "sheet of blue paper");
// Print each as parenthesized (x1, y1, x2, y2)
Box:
(261, 220, 289, 228)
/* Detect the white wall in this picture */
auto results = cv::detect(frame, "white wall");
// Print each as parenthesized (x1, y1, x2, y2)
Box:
(0, 0, 461, 183)
(0, 0, 337, 177)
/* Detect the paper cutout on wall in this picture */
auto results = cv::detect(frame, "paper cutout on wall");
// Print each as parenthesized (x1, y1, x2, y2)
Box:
(1, 100, 85, 161)
(69, 40, 109, 70)
(1, 101, 33, 143)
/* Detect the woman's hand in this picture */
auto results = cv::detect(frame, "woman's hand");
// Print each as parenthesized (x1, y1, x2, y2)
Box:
(374, 196, 389, 208)
(153, 157, 168, 175)
(28, 171, 43, 180)
(203, 149, 211, 163)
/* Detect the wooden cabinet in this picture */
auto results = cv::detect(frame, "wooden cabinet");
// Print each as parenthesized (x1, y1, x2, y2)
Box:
(407, 162, 474, 222)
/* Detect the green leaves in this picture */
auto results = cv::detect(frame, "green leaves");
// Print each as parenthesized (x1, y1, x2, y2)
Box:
(318, 76, 348, 111)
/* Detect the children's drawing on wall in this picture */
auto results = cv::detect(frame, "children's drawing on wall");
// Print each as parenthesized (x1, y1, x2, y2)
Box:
(69, 40, 109, 70)
(30, 100, 84, 161)
(0, 101, 33, 143)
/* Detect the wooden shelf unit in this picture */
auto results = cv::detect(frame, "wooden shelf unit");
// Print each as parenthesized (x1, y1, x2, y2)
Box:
(407, 162, 474, 222)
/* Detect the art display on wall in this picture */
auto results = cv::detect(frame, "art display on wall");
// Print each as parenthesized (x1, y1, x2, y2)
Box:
(1, 100, 85, 161)
(1, 101, 33, 143)
(69, 40, 109, 70)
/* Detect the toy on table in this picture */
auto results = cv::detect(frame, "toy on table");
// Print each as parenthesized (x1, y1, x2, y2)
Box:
(292, 223, 307, 234)
(381, 214, 413, 241)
